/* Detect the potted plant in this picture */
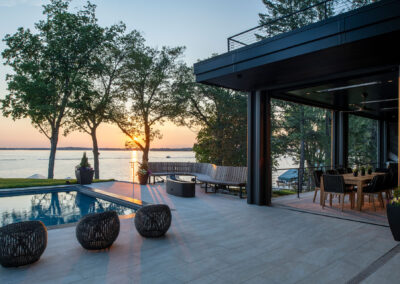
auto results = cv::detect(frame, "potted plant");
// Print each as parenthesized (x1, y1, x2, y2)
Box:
(137, 161, 150, 185)
(367, 164, 373, 175)
(360, 166, 366, 176)
(353, 167, 359, 177)
(387, 189, 400, 241)
(75, 152, 94, 185)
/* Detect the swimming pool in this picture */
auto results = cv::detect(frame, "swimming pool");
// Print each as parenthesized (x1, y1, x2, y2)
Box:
(0, 188, 137, 227)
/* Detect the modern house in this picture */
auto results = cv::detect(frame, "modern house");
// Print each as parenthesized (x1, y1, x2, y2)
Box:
(193, 0, 400, 206)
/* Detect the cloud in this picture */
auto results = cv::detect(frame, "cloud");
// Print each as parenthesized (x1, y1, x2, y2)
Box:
(0, 0, 44, 7)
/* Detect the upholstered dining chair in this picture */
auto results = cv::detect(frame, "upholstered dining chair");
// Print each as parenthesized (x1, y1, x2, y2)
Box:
(322, 174, 355, 211)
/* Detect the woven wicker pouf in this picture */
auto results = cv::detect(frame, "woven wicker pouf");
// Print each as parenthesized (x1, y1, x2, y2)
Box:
(0, 221, 47, 267)
(134, 204, 171, 238)
(76, 211, 120, 250)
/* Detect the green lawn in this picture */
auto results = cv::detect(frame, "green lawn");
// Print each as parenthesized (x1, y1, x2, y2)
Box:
(272, 189, 296, 197)
(0, 178, 115, 189)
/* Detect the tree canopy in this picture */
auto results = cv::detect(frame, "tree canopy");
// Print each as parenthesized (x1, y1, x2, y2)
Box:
(114, 36, 187, 163)
(1, 0, 105, 178)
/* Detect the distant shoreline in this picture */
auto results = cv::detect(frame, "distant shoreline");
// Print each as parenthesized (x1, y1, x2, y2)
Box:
(0, 147, 193, 151)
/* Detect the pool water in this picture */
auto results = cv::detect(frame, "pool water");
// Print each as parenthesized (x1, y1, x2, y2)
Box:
(0, 190, 136, 227)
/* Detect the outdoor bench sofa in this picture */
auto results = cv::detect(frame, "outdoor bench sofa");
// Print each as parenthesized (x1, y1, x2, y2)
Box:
(147, 162, 247, 198)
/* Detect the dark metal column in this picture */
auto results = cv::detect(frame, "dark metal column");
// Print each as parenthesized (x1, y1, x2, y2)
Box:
(247, 90, 271, 205)
(377, 120, 388, 168)
(331, 111, 348, 168)
(339, 112, 349, 168)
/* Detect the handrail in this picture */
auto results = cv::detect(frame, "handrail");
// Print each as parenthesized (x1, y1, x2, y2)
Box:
(227, 0, 380, 51)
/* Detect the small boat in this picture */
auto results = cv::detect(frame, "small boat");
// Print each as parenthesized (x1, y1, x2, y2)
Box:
(166, 155, 171, 158)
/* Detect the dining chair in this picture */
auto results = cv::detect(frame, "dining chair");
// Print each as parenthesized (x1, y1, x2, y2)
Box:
(382, 173, 393, 202)
(335, 168, 346, 174)
(346, 168, 353, 174)
(312, 170, 323, 203)
(326, 169, 339, 175)
(322, 174, 355, 211)
(361, 174, 385, 211)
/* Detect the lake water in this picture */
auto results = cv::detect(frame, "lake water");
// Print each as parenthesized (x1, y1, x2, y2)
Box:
(0, 150, 296, 184)
(0, 150, 196, 182)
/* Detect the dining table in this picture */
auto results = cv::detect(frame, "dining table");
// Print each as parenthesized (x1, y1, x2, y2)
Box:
(320, 172, 386, 211)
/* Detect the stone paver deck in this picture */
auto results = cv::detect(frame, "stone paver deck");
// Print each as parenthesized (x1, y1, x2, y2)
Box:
(274, 191, 388, 226)
(0, 181, 399, 283)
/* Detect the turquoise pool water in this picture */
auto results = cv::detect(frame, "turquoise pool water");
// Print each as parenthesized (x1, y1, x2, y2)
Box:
(0, 190, 136, 227)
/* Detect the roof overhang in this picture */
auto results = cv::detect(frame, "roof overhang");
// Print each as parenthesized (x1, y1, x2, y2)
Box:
(194, 0, 400, 120)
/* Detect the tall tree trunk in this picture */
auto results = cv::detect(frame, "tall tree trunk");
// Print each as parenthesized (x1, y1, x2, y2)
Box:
(142, 123, 150, 164)
(48, 130, 59, 179)
(299, 106, 305, 192)
(91, 127, 100, 179)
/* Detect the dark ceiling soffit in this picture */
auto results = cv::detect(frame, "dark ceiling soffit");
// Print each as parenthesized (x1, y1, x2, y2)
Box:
(270, 92, 387, 121)
(259, 65, 397, 93)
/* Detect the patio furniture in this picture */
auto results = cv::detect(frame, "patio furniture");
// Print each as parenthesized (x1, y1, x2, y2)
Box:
(166, 175, 195, 197)
(0, 221, 47, 267)
(312, 170, 323, 203)
(382, 173, 394, 201)
(76, 211, 120, 250)
(147, 162, 247, 198)
(320, 172, 386, 210)
(361, 174, 385, 211)
(134, 204, 171, 238)
(335, 168, 347, 174)
(326, 169, 339, 175)
(346, 168, 353, 174)
(322, 174, 355, 211)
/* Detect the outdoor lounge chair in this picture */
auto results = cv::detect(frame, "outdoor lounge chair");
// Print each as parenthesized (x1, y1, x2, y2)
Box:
(322, 174, 355, 211)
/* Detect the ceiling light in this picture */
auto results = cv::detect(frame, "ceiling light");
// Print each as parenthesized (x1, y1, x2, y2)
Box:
(316, 81, 381, 93)
(361, 98, 398, 104)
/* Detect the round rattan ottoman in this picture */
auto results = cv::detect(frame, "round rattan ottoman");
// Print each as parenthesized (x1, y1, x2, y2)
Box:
(76, 211, 120, 250)
(134, 204, 171, 238)
(0, 221, 47, 267)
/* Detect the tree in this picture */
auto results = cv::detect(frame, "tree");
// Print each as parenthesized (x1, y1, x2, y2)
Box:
(1, 0, 105, 178)
(348, 115, 377, 166)
(272, 100, 331, 177)
(189, 86, 247, 166)
(69, 25, 138, 179)
(115, 39, 187, 164)
(174, 65, 248, 166)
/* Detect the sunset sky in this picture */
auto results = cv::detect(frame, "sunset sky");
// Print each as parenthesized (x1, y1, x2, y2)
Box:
(0, 0, 264, 148)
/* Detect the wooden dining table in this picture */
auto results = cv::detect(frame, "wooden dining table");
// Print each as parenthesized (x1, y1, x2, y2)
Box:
(320, 172, 386, 211)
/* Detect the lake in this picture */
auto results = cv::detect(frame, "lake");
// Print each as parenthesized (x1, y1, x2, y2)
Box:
(0, 150, 196, 182)
(0, 150, 296, 184)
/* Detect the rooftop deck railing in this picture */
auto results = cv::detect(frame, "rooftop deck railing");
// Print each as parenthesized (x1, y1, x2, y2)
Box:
(227, 0, 380, 51)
